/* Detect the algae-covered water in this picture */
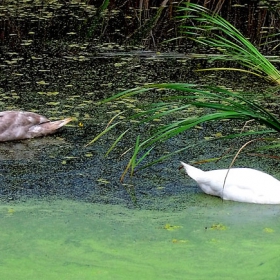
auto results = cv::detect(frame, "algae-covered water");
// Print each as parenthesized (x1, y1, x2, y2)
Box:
(0, 50, 279, 279)
(0, 49, 279, 279)
(1, 4, 280, 278)
(1, 198, 280, 279)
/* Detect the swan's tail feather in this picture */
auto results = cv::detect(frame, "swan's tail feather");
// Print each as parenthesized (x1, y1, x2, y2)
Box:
(180, 161, 205, 180)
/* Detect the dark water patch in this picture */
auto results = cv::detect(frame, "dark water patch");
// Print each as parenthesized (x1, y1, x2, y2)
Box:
(0, 18, 279, 208)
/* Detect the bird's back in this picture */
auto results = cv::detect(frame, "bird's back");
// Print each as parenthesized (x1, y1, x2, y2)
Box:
(0, 111, 71, 141)
(181, 162, 280, 204)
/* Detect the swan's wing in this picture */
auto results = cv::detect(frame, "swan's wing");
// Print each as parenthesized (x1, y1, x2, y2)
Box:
(209, 168, 280, 203)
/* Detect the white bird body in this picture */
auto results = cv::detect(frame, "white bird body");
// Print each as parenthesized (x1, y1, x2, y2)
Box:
(181, 161, 280, 204)
(0, 111, 72, 142)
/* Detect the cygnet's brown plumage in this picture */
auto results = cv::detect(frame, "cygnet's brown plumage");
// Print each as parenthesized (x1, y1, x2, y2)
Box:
(0, 111, 72, 141)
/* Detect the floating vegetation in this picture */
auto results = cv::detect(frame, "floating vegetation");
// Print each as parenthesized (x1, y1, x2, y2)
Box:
(263, 227, 274, 233)
(209, 223, 227, 230)
(46, 101, 60, 106)
(163, 224, 182, 231)
(1, 0, 278, 51)
(37, 91, 59, 96)
(172, 239, 189, 244)
(97, 178, 110, 185)
(0, 0, 280, 207)
(36, 81, 49, 85)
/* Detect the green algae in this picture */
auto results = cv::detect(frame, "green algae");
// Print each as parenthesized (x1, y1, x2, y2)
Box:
(0, 199, 280, 279)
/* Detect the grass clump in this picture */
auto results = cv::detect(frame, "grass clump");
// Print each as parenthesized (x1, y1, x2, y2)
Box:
(178, 2, 280, 84)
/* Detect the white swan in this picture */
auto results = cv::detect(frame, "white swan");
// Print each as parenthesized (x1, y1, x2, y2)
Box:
(181, 161, 280, 204)
(0, 111, 72, 142)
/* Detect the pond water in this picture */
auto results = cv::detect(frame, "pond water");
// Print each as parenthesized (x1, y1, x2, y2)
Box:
(1, 36, 280, 279)
(1, 198, 280, 279)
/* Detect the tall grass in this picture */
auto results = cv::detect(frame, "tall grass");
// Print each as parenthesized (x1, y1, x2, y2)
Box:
(90, 84, 280, 179)
(88, 3, 280, 180)
(178, 3, 280, 84)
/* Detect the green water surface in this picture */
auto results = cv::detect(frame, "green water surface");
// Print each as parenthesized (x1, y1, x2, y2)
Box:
(1, 199, 280, 280)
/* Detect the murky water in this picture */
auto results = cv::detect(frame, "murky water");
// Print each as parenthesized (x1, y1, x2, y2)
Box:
(0, 2, 279, 279)
(1, 199, 280, 279)
(1, 13, 280, 278)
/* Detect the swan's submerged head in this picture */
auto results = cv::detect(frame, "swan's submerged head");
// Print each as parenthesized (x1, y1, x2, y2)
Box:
(0, 111, 72, 141)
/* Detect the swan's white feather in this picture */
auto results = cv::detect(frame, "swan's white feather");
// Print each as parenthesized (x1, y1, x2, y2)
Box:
(181, 162, 280, 204)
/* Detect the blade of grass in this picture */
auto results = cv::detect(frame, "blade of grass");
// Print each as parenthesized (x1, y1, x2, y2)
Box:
(85, 121, 121, 147)
(105, 129, 130, 156)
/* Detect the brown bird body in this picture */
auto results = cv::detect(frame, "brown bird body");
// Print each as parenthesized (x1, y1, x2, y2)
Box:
(0, 111, 72, 141)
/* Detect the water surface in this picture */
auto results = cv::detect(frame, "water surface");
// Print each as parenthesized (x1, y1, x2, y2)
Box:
(1, 198, 280, 279)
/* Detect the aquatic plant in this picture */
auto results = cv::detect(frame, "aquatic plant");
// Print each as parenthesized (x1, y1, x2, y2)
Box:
(86, 0, 110, 38)
(88, 3, 280, 180)
(177, 3, 280, 84)
(90, 84, 280, 180)
(125, 0, 169, 46)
